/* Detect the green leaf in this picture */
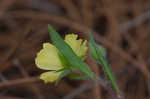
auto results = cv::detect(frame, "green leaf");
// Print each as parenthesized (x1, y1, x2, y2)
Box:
(48, 25, 94, 79)
(56, 67, 68, 72)
(88, 32, 120, 94)
(58, 52, 71, 68)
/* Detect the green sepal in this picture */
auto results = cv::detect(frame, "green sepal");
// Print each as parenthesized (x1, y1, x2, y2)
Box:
(68, 74, 89, 80)
(79, 55, 86, 61)
(56, 67, 69, 72)
(89, 33, 106, 61)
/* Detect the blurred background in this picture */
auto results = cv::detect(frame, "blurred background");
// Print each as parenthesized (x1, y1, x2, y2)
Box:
(0, 0, 150, 99)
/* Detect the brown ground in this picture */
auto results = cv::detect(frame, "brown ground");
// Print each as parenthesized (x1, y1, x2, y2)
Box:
(0, 0, 150, 99)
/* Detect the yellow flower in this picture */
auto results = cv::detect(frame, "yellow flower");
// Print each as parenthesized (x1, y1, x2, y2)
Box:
(35, 34, 87, 83)
(65, 34, 87, 59)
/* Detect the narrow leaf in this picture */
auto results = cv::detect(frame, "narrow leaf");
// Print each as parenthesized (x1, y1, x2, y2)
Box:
(58, 52, 71, 68)
(88, 32, 120, 94)
(48, 25, 94, 79)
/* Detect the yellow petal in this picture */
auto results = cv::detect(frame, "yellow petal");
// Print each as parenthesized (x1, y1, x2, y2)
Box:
(77, 40, 88, 59)
(35, 43, 63, 70)
(40, 71, 61, 83)
(65, 34, 88, 59)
